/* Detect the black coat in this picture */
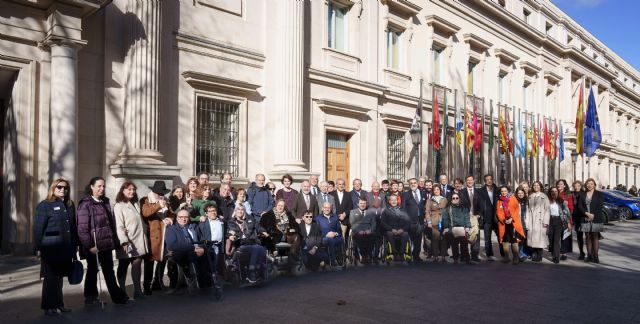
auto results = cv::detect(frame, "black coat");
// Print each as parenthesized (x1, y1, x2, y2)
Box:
(331, 190, 352, 225)
(577, 190, 605, 224)
(571, 191, 586, 224)
(475, 186, 499, 226)
(33, 199, 78, 263)
(260, 210, 299, 236)
(226, 215, 265, 245)
(380, 207, 411, 232)
(458, 188, 474, 213)
(299, 222, 323, 249)
(401, 190, 426, 224)
(212, 192, 235, 221)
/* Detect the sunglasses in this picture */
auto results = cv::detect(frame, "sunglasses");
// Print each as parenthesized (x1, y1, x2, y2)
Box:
(56, 185, 69, 190)
(269, 187, 276, 191)
(177, 216, 189, 219)
(451, 197, 460, 200)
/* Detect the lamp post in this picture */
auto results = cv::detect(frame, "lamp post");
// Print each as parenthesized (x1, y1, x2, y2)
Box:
(571, 150, 579, 183)
(410, 126, 421, 178)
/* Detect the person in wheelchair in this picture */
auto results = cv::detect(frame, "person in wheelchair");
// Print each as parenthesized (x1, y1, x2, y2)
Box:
(226, 205, 268, 283)
(260, 199, 300, 260)
(196, 203, 224, 286)
(349, 197, 376, 264)
(381, 194, 411, 262)
(299, 210, 328, 271)
(314, 202, 344, 267)
(164, 210, 205, 288)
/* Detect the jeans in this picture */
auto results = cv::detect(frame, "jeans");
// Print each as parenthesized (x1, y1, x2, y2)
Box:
(322, 236, 344, 263)
(238, 244, 266, 269)
(385, 231, 410, 256)
(549, 217, 563, 260)
(84, 250, 128, 303)
(40, 260, 66, 309)
(483, 223, 495, 256)
(352, 233, 374, 258)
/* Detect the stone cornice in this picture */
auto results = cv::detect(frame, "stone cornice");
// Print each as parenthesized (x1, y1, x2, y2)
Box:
(494, 48, 519, 65)
(315, 98, 371, 118)
(520, 60, 541, 76)
(383, 0, 422, 16)
(612, 79, 640, 103)
(544, 71, 562, 84)
(463, 33, 493, 52)
(308, 67, 387, 97)
(425, 14, 460, 36)
(182, 71, 261, 95)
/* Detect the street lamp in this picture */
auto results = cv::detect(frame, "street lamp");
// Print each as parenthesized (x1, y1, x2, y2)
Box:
(410, 126, 421, 178)
(571, 150, 579, 183)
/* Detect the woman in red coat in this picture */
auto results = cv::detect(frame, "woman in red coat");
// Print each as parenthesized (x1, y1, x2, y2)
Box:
(496, 186, 526, 265)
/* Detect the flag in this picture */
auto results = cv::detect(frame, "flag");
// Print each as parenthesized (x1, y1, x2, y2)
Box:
(506, 108, 513, 153)
(474, 101, 482, 153)
(555, 121, 559, 159)
(442, 90, 448, 151)
(466, 100, 475, 152)
(544, 119, 550, 157)
(431, 89, 440, 150)
(488, 101, 494, 150)
(559, 122, 565, 161)
(532, 114, 538, 157)
(411, 90, 422, 133)
(584, 87, 602, 157)
(516, 111, 526, 158)
(455, 104, 463, 145)
(575, 81, 585, 155)
(499, 108, 508, 154)
(526, 124, 533, 156)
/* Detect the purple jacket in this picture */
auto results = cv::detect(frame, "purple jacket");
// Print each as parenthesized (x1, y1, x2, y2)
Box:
(76, 195, 119, 258)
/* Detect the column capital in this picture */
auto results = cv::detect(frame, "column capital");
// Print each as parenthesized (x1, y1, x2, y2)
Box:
(38, 35, 86, 52)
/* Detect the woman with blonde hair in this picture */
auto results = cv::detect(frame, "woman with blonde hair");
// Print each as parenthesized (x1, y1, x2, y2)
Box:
(578, 178, 605, 263)
(526, 181, 550, 262)
(33, 179, 78, 316)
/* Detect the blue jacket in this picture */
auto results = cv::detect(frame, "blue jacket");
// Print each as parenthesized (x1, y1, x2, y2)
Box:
(165, 223, 200, 254)
(350, 189, 368, 209)
(247, 182, 274, 216)
(33, 199, 78, 262)
(314, 213, 342, 237)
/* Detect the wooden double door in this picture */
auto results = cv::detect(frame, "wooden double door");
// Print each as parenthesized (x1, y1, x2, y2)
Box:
(326, 132, 350, 190)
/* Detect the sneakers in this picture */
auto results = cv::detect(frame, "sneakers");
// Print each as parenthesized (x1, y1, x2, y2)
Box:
(44, 309, 60, 317)
(247, 270, 257, 283)
(84, 297, 101, 305)
(487, 256, 497, 261)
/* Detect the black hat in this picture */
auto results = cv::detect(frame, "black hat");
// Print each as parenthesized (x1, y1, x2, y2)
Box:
(149, 181, 170, 195)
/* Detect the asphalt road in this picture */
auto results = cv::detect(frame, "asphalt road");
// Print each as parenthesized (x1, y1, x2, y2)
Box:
(2, 220, 639, 324)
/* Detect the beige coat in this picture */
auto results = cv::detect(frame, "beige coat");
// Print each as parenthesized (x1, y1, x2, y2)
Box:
(114, 201, 149, 259)
(424, 196, 448, 228)
(526, 192, 550, 249)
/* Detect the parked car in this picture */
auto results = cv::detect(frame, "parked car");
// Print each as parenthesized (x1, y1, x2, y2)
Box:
(601, 202, 621, 224)
(602, 190, 640, 220)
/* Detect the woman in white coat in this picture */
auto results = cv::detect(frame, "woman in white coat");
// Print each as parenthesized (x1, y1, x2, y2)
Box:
(526, 181, 550, 262)
(114, 182, 149, 299)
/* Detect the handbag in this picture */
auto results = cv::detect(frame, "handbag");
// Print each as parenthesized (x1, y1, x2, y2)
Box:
(68, 260, 84, 285)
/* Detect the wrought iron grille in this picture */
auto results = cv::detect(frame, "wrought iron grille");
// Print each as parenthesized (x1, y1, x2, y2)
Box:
(195, 97, 239, 177)
(387, 130, 406, 181)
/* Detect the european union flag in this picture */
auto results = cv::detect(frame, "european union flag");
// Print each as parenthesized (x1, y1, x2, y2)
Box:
(584, 87, 601, 157)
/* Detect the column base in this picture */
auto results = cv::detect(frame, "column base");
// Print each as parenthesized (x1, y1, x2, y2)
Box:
(110, 163, 182, 197)
(268, 170, 319, 188)
(115, 149, 167, 165)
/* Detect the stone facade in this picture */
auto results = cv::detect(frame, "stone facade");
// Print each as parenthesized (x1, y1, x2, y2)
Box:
(1, 0, 639, 253)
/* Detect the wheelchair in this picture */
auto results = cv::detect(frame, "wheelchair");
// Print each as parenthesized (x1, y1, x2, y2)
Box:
(346, 231, 377, 266)
(379, 232, 413, 265)
(270, 241, 305, 276)
(161, 244, 223, 300)
(321, 236, 347, 271)
(224, 243, 274, 288)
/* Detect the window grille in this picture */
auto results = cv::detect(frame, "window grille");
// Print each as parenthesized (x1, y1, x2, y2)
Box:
(387, 130, 406, 181)
(195, 97, 239, 177)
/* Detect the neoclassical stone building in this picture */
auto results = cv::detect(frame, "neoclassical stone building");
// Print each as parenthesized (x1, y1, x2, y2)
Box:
(1, 0, 639, 252)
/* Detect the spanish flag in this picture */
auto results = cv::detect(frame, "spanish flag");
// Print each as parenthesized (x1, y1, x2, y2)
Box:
(575, 81, 585, 155)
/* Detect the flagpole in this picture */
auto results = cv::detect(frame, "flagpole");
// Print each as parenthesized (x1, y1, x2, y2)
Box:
(480, 98, 485, 180)
(454, 89, 458, 178)
(419, 79, 423, 179)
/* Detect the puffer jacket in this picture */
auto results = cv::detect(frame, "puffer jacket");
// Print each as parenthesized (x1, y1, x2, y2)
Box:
(77, 195, 119, 258)
(441, 204, 471, 229)
(247, 182, 274, 216)
(33, 199, 78, 262)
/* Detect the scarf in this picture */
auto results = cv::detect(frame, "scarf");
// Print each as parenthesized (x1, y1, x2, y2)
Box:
(273, 208, 289, 233)
(499, 195, 511, 219)
(431, 195, 445, 205)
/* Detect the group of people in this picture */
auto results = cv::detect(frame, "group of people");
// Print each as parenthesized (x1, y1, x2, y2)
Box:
(33, 171, 606, 316)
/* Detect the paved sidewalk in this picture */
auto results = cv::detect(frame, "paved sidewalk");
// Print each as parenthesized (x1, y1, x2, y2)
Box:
(1, 220, 639, 323)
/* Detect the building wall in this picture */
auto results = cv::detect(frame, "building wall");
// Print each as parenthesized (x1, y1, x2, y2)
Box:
(2, 0, 640, 252)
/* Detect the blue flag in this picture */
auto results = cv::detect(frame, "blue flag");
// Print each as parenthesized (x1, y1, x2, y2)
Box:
(559, 123, 565, 161)
(584, 87, 601, 157)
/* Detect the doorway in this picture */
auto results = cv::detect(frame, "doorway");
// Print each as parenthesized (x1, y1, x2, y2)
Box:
(326, 132, 350, 190)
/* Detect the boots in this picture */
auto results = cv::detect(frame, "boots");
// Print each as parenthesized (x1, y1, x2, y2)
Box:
(502, 243, 511, 263)
(511, 243, 519, 265)
(133, 286, 144, 300)
(117, 276, 127, 293)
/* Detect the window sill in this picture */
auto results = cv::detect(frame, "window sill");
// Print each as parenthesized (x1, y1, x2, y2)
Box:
(383, 68, 411, 90)
(322, 47, 361, 78)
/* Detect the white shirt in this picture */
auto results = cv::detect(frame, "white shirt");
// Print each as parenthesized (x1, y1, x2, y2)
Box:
(305, 223, 312, 235)
(337, 190, 344, 202)
(208, 218, 224, 242)
(549, 202, 560, 216)
(487, 187, 494, 204)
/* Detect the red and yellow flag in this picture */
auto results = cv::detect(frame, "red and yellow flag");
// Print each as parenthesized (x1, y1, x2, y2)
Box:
(575, 81, 585, 155)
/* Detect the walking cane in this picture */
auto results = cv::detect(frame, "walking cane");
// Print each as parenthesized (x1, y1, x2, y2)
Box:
(90, 209, 106, 310)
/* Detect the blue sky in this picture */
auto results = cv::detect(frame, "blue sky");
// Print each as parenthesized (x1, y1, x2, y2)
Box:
(552, 0, 640, 71)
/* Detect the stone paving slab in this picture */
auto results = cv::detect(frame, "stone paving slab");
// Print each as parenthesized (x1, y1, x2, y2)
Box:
(1, 220, 639, 324)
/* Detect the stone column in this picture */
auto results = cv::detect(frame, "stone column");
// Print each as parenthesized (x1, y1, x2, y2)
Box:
(48, 40, 82, 195)
(272, 0, 306, 171)
(110, 0, 180, 197)
(116, 0, 164, 165)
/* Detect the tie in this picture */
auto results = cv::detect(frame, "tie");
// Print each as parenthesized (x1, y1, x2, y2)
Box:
(182, 227, 193, 243)
(304, 194, 310, 209)
(469, 189, 474, 213)
(313, 187, 317, 195)
(373, 193, 379, 208)
(413, 190, 419, 203)
(322, 194, 327, 202)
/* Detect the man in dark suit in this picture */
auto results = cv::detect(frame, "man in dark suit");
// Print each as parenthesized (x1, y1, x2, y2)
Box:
(309, 175, 320, 196)
(366, 181, 387, 210)
(350, 178, 368, 208)
(331, 178, 352, 237)
(315, 181, 336, 215)
(299, 211, 328, 270)
(401, 178, 427, 261)
(459, 175, 480, 262)
(439, 174, 453, 198)
(475, 174, 500, 260)
(292, 180, 319, 221)
(165, 210, 204, 286)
